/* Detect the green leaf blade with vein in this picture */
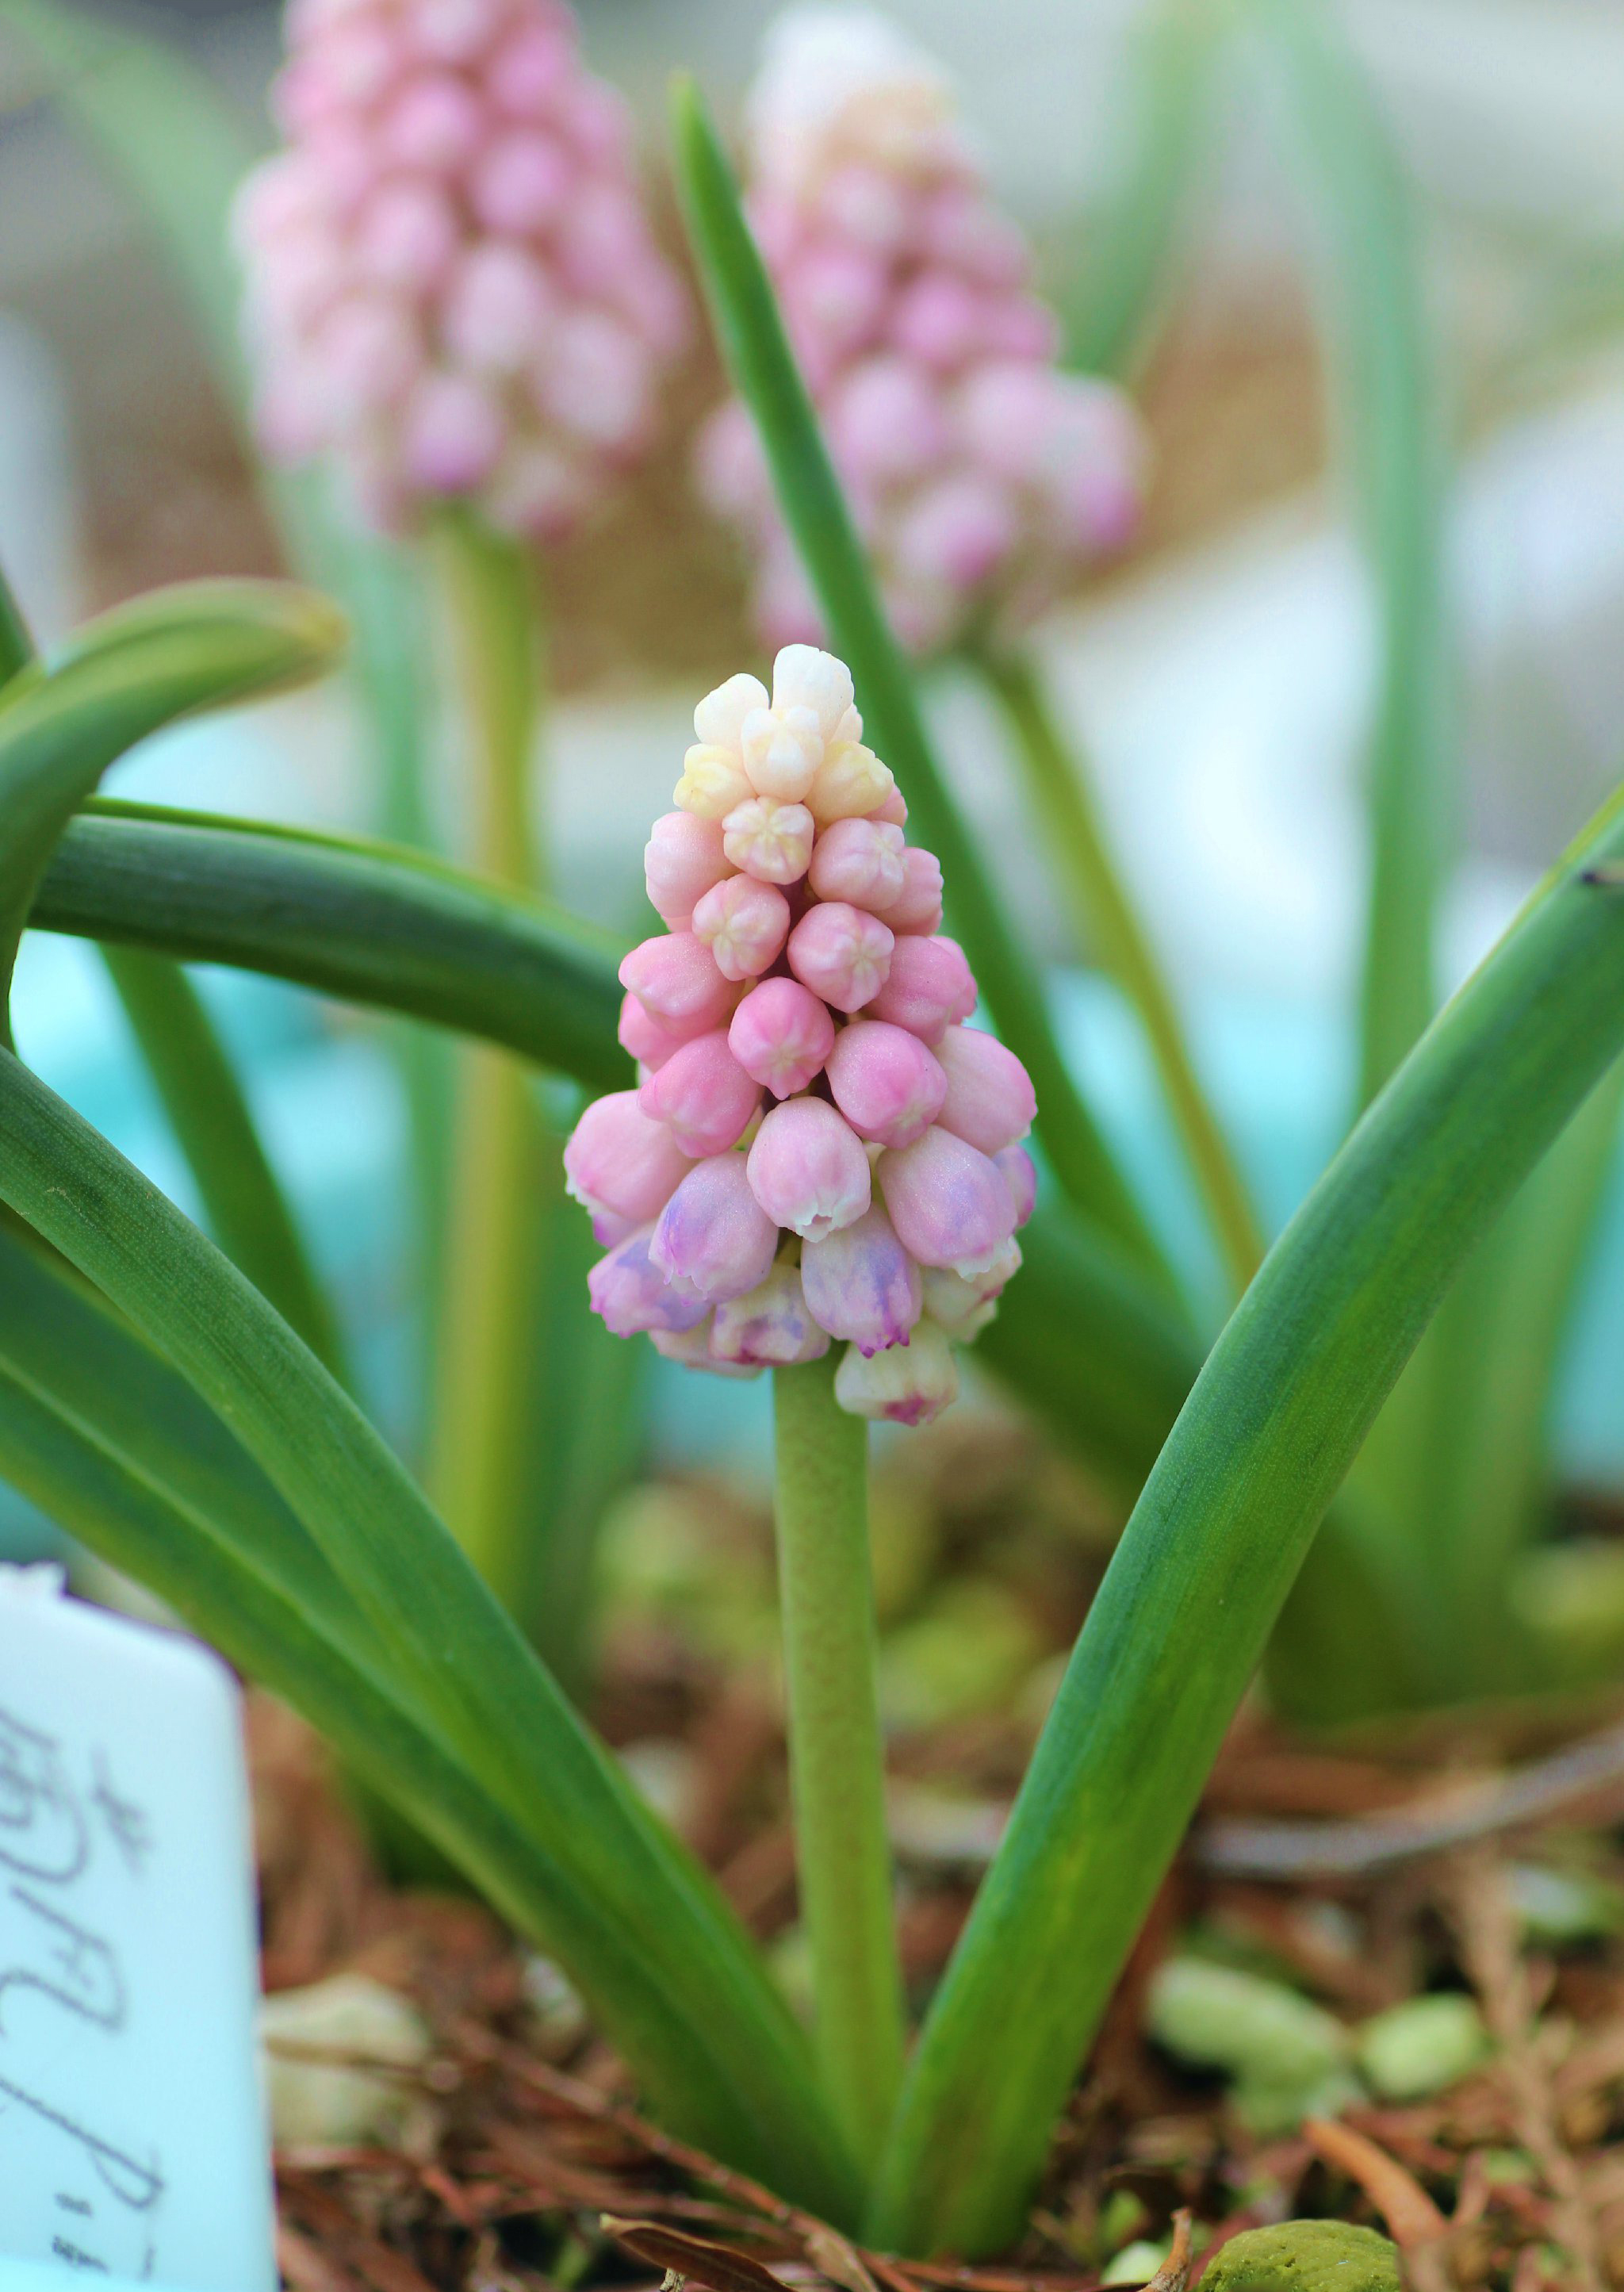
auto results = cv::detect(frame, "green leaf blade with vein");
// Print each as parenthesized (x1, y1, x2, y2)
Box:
(867, 787, 1624, 2256)
(669, 79, 1171, 1290)
(0, 1059, 858, 2222)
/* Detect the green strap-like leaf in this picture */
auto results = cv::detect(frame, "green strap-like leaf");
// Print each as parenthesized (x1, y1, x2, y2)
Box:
(865, 785, 1624, 2256)
(101, 945, 351, 1386)
(1241, 0, 1451, 1110)
(35, 800, 631, 1093)
(29, 802, 1197, 1487)
(0, 581, 345, 1013)
(669, 81, 1173, 1290)
(1063, 0, 1228, 380)
(0, 1055, 856, 2220)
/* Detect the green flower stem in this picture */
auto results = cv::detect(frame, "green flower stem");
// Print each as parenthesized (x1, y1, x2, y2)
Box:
(427, 512, 546, 1607)
(978, 647, 1265, 1296)
(772, 1352, 906, 2156)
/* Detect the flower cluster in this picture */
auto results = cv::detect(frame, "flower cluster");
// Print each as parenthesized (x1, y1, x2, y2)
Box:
(698, 7, 1147, 656)
(565, 645, 1036, 1426)
(236, 0, 686, 539)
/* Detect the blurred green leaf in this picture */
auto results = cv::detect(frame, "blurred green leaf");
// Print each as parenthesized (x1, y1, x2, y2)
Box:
(670, 79, 1174, 1292)
(1241, 0, 1452, 1110)
(0, 1056, 858, 2219)
(1063, 0, 1228, 380)
(0, 581, 345, 1017)
(867, 787, 1624, 2256)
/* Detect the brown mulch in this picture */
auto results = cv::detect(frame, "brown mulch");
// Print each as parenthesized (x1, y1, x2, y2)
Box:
(251, 1636, 1624, 2292)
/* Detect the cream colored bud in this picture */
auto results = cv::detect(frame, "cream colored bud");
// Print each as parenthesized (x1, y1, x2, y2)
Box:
(741, 703, 823, 801)
(676, 743, 754, 818)
(809, 739, 895, 823)
(695, 671, 768, 752)
(833, 703, 864, 746)
(772, 644, 854, 738)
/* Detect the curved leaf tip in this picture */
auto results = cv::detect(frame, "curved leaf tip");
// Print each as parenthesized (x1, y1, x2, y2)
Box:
(47, 577, 350, 695)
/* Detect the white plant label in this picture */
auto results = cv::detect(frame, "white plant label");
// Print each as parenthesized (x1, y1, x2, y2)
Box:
(0, 1568, 274, 2292)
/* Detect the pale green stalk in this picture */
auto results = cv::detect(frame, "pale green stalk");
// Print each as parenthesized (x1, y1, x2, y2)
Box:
(772, 1354, 906, 2155)
(427, 514, 547, 1608)
(979, 648, 1265, 1296)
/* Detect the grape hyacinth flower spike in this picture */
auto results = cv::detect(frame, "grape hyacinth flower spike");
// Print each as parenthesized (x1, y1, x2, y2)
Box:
(568, 643, 1036, 1426)
(237, 0, 687, 537)
(696, 6, 1147, 653)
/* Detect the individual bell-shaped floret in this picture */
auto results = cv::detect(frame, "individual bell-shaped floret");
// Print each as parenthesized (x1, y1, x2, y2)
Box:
(876, 846, 944, 935)
(787, 902, 894, 1014)
(691, 874, 791, 981)
(801, 1205, 922, 1355)
(921, 1238, 1021, 1340)
(588, 1225, 709, 1338)
(651, 1152, 779, 1303)
(722, 795, 817, 883)
(619, 931, 738, 1033)
(747, 1098, 871, 1242)
(729, 977, 836, 1098)
(710, 1261, 831, 1366)
(644, 812, 731, 928)
(934, 1024, 1037, 1155)
(564, 1090, 692, 1226)
(808, 816, 906, 910)
(825, 1019, 945, 1150)
(879, 1124, 1017, 1278)
(835, 1318, 959, 1427)
(638, 1033, 761, 1157)
(868, 933, 977, 1042)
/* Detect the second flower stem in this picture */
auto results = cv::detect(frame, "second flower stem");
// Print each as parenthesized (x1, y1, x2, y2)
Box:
(772, 1351, 906, 2157)
(428, 512, 546, 1608)
(979, 646, 1265, 1297)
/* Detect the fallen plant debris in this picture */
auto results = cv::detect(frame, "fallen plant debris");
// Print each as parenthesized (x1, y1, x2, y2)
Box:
(250, 1501, 1624, 2292)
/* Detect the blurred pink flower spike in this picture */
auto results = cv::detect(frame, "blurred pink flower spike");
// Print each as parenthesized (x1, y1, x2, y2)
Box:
(695, 6, 1149, 653)
(567, 641, 1035, 1422)
(239, 0, 686, 538)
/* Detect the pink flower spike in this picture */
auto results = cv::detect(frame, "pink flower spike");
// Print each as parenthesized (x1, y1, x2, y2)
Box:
(801, 1205, 922, 1355)
(996, 1144, 1037, 1228)
(729, 978, 837, 1099)
(787, 902, 894, 1014)
(711, 1263, 831, 1366)
(868, 933, 977, 1042)
(638, 1033, 761, 1157)
(747, 1098, 871, 1242)
(619, 932, 737, 1033)
(825, 1020, 946, 1149)
(618, 991, 711, 1071)
(722, 795, 816, 884)
(879, 1125, 1017, 1277)
(934, 1025, 1037, 1155)
(835, 1320, 959, 1427)
(564, 1089, 692, 1224)
(652, 1153, 779, 1303)
(879, 847, 944, 935)
(692, 874, 791, 982)
(808, 817, 906, 910)
(644, 812, 731, 928)
(588, 1226, 710, 1339)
